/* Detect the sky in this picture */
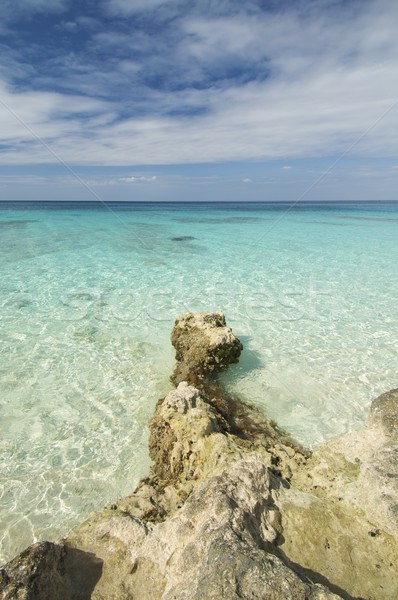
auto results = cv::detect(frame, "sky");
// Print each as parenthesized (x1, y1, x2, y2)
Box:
(0, 0, 397, 202)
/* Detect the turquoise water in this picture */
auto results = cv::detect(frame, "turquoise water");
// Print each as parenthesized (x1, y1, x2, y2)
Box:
(0, 201, 397, 563)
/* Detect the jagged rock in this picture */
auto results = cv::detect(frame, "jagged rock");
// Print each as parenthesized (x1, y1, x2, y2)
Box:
(170, 311, 243, 385)
(67, 457, 341, 600)
(102, 381, 306, 524)
(277, 388, 398, 600)
(2, 313, 397, 600)
(0, 541, 102, 600)
(369, 388, 398, 436)
(65, 379, 338, 599)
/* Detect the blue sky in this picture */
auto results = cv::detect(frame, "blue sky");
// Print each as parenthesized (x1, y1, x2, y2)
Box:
(0, 0, 397, 201)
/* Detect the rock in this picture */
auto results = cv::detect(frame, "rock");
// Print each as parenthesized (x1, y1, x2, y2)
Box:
(2, 313, 397, 600)
(369, 388, 398, 436)
(105, 380, 304, 523)
(0, 541, 102, 600)
(276, 387, 398, 599)
(170, 311, 243, 385)
(67, 458, 341, 600)
(65, 377, 338, 599)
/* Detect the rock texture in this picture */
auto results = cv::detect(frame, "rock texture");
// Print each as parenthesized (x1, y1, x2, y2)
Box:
(1, 313, 398, 600)
(0, 541, 102, 600)
(170, 311, 243, 386)
(277, 388, 398, 600)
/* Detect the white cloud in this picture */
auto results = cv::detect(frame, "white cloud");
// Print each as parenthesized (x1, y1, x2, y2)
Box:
(0, 80, 110, 144)
(1, 58, 397, 166)
(242, 178, 252, 183)
(0, 0, 397, 168)
(119, 175, 157, 182)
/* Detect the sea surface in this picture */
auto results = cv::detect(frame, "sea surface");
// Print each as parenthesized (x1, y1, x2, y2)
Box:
(0, 200, 397, 563)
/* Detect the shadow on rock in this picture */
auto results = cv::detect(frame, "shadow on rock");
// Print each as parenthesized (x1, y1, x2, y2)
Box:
(0, 541, 103, 600)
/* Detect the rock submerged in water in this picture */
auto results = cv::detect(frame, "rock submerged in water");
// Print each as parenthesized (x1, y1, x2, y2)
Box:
(1, 312, 398, 600)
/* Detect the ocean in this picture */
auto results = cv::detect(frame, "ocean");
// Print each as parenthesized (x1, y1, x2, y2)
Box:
(0, 200, 397, 563)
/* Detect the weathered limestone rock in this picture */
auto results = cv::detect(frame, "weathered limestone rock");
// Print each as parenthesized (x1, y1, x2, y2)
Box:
(2, 313, 397, 600)
(99, 379, 307, 526)
(67, 456, 340, 600)
(276, 388, 398, 600)
(0, 541, 102, 600)
(63, 312, 341, 599)
(370, 388, 398, 436)
(171, 311, 243, 385)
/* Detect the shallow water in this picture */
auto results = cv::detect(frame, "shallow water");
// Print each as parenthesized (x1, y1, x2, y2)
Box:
(0, 200, 397, 563)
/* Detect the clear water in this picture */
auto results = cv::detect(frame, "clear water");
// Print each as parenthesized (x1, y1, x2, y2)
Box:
(0, 200, 397, 563)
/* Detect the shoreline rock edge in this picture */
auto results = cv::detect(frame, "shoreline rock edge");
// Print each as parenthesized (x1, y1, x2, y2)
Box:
(1, 312, 397, 600)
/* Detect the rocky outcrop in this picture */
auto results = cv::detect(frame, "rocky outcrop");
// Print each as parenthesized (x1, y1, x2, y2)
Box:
(170, 311, 243, 386)
(0, 541, 102, 600)
(65, 380, 338, 600)
(277, 388, 398, 600)
(1, 313, 398, 600)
